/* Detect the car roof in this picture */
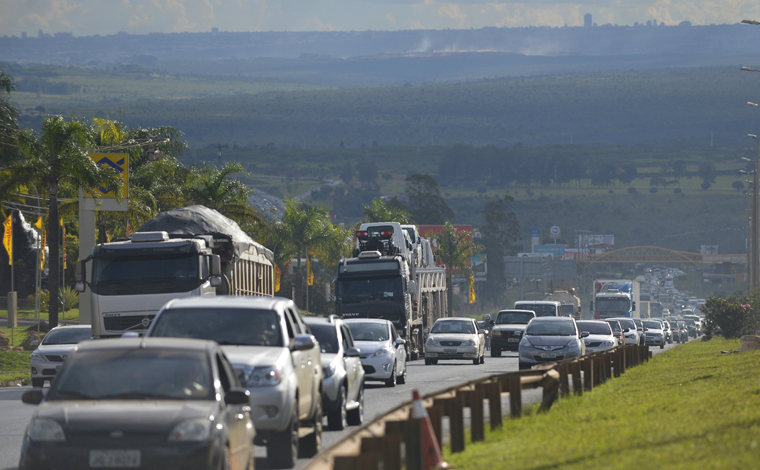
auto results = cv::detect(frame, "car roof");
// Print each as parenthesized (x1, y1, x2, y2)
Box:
(435, 317, 474, 322)
(497, 309, 535, 315)
(163, 295, 295, 311)
(608, 317, 634, 321)
(74, 337, 218, 354)
(343, 318, 392, 325)
(529, 316, 574, 323)
(47, 325, 92, 331)
(576, 320, 609, 325)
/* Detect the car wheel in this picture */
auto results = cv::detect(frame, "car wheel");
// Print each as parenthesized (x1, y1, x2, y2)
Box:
(327, 386, 348, 431)
(31, 378, 44, 388)
(397, 361, 407, 384)
(216, 444, 231, 470)
(480, 354, 485, 364)
(472, 357, 480, 365)
(299, 395, 322, 458)
(431, 359, 438, 365)
(660, 343, 665, 349)
(347, 385, 364, 426)
(518, 362, 531, 370)
(385, 362, 397, 387)
(491, 347, 501, 358)
(267, 402, 298, 469)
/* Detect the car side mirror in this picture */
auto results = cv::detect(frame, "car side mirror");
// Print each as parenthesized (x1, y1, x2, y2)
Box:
(292, 334, 315, 351)
(225, 388, 250, 406)
(22, 390, 44, 405)
(581, 331, 590, 338)
(345, 347, 361, 358)
(478, 328, 485, 334)
(623, 328, 630, 333)
(395, 337, 405, 346)
(210, 276, 222, 287)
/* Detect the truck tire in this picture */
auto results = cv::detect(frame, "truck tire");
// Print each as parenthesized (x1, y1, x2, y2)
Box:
(327, 386, 347, 431)
(347, 385, 364, 426)
(491, 346, 501, 358)
(298, 397, 322, 458)
(267, 403, 298, 469)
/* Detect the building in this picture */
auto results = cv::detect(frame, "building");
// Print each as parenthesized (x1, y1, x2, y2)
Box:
(584, 13, 592, 28)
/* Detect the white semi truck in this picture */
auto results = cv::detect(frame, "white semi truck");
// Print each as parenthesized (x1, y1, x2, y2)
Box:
(76, 205, 274, 338)
(591, 279, 641, 320)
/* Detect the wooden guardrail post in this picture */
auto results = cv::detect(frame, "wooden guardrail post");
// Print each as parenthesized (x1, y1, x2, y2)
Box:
(582, 357, 594, 392)
(429, 400, 445, 449)
(405, 418, 424, 470)
(538, 370, 560, 412)
(613, 349, 621, 378)
(605, 351, 612, 381)
(382, 433, 402, 470)
(487, 380, 503, 430)
(558, 363, 570, 397)
(508, 376, 522, 417)
(593, 355, 602, 386)
(471, 384, 486, 442)
(620, 347, 627, 374)
(571, 361, 582, 396)
(448, 394, 466, 453)
(333, 455, 360, 470)
(358, 437, 382, 470)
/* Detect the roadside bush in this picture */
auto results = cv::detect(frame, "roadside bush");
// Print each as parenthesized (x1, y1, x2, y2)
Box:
(60, 286, 79, 311)
(702, 295, 759, 339)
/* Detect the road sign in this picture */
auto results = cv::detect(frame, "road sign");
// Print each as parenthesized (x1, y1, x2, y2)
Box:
(550, 226, 561, 237)
(85, 153, 129, 199)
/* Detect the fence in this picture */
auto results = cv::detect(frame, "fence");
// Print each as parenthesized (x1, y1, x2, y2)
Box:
(304, 344, 651, 470)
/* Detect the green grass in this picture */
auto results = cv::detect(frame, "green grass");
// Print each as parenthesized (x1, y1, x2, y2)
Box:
(444, 338, 760, 469)
(0, 307, 80, 323)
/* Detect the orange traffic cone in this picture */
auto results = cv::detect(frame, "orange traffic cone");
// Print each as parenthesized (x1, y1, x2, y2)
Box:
(411, 389, 451, 469)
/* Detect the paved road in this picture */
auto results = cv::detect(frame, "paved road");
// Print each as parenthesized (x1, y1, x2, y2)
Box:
(0, 340, 686, 470)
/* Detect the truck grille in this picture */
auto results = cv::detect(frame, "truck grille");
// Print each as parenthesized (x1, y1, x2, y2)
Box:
(103, 315, 155, 332)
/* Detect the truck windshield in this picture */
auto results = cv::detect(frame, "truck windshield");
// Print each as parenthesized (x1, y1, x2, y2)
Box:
(595, 298, 630, 314)
(92, 252, 201, 296)
(337, 276, 403, 301)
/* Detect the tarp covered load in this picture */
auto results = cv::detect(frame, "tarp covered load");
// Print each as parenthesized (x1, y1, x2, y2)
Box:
(137, 205, 273, 264)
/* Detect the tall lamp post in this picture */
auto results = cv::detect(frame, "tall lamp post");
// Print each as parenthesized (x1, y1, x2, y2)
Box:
(748, 133, 760, 292)
(741, 167, 754, 291)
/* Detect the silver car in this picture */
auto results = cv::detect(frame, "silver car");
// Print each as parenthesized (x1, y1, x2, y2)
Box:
(518, 317, 587, 370)
(344, 318, 407, 387)
(303, 316, 365, 431)
(29, 325, 92, 388)
(642, 319, 666, 349)
(576, 320, 617, 353)
(424, 317, 486, 365)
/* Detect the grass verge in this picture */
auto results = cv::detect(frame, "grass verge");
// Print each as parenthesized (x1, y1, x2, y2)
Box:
(444, 338, 760, 469)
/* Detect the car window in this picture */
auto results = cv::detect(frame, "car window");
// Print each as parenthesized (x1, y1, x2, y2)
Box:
(515, 303, 557, 317)
(526, 321, 575, 336)
(308, 323, 340, 354)
(41, 328, 92, 345)
(605, 321, 622, 333)
(286, 309, 302, 335)
(49, 349, 213, 401)
(347, 322, 390, 341)
(615, 319, 636, 330)
(391, 325, 398, 341)
(340, 325, 354, 348)
(431, 320, 476, 334)
(576, 321, 612, 335)
(643, 321, 661, 329)
(496, 312, 534, 324)
(149, 308, 283, 347)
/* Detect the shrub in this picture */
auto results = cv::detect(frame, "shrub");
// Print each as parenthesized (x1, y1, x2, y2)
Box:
(60, 286, 79, 311)
(702, 295, 759, 339)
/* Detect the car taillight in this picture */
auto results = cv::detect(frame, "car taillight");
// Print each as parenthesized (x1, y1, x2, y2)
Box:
(356, 231, 368, 238)
(413, 301, 418, 312)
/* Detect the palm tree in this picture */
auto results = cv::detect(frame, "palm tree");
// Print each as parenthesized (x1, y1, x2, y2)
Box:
(185, 162, 263, 224)
(434, 222, 483, 317)
(0, 67, 20, 160)
(1, 115, 121, 327)
(361, 198, 413, 224)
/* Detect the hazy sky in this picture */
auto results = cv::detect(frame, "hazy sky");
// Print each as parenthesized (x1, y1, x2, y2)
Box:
(2, 0, 760, 36)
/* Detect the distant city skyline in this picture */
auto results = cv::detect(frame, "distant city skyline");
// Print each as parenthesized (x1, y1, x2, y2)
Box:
(2, 0, 759, 37)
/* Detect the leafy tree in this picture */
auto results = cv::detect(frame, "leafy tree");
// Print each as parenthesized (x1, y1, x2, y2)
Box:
(703, 295, 758, 339)
(434, 222, 483, 316)
(185, 162, 261, 224)
(0, 67, 20, 160)
(340, 162, 353, 185)
(361, 198, 412, 224)
(356, 159, 378, 186)
(732, 181, 745, 191)
(618, 164, 638, 185)
(671, 160, 687, 180)
(590, 163, 616, 187)
(405, 174, 454, 224)
(1, 116, 121, 328)
(480, 194, 521, 302)
(698, 162, 717, 189)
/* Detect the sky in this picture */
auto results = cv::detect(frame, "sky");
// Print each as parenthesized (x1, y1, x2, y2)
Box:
(2, 0, 760, 37)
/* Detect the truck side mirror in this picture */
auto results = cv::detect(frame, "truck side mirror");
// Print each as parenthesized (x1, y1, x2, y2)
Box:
(75, 259, 87, 292)
(210, 255, 222, 276)
(632, 301, 636, 311)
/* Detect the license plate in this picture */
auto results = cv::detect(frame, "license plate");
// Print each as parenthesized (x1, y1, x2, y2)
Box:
(539, 353, 558, 359)
(443, 349, 456, 354)
(508, 338, 520, 343)
(89, 450, 141, 468)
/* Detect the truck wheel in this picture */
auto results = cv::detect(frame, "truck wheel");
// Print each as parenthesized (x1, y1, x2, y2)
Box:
(298, 397, 322, 458)
(385, 363, 397, 387)
(267, 404, 298, 469)
(346, 385, 364, 426)
(397, 361, 407, 384)
(491, 347, 501, 358)
(327, 386, 347, 431)
(425, 359, 433, 365)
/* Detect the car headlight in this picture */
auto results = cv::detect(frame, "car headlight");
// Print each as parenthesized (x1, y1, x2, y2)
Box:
(461, 340, 475, 346)
(491, 331, 501, 337)
(519, 336, 531, 347)
(168, 418, 212, 442)
(565, 338, 578, 348)
(322, 363, 337, 378)
(245, 366, 282, 387)
(603, 340, 615, 346)
(30, 353, 46, 362)
(29, 419, 65, 442)
(371, 348, 392, 358)
(426, 337, 439, 346)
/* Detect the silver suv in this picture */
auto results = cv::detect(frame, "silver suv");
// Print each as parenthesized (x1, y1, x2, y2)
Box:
(147, 296, 322, 469)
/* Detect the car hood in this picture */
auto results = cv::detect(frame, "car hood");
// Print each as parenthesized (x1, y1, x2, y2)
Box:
(221, 345, 288, 368)
(493, 324, 527, 331)
(353, 340, 390, 355)
(524, 335, 575, 347)
(35, 400, 217, 433)
(584, 334, 614, 342)
(429, 333, 476, 342)
(646, 329, 664, 334)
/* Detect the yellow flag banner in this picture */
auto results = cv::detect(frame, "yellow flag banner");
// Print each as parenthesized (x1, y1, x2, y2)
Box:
(34, 217, 42, 230)
(40, 227, 46, 270)
(3, 214, 12, 265)
(274, 264, 281, 292)
(468, 276, 476, 304)
(307, 257, 314, 286)
(62, 225, 67, 269)
(126, 222, 134, 237)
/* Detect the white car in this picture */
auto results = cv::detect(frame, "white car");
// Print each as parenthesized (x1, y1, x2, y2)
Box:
(424, 317, 486, 365)
(29, 325, 92, 388)
(344, 318, 407, 387)
(643, 319, 666, 349)
(607, 317, 641, 345)
(576, 320, 617, 353)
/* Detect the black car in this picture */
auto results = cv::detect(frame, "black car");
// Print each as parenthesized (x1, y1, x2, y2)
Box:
(19, 338, 255, 470)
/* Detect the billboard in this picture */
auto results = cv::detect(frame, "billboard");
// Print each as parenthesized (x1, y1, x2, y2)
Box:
(578, 234, 615, 249)
(418, 225, 472, 275)
(534, 244, 565, 259)
(471, 253, 487, 281)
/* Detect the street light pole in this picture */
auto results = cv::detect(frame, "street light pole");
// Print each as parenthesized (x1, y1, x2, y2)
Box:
(750, 135, 760, 292)
(741, 167, 754, 290)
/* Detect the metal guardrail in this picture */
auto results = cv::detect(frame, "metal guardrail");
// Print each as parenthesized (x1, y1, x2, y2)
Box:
(304, 345, 651, 470)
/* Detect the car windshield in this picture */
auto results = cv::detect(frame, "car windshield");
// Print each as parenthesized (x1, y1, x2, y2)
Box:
(49, 349, 213, 401)
(347, 322, 389, 341)
(307, 323, 340, 354)
(605, 321, 622, 333)
(614, 319, 636, 330)
(669, 321, 678, 328)
(42, 328, 91, 345)
(643, 321, 662, 329)
(431, 320, 475, 334)
(496, 312, 534, 324)
(576, 321, 612, 335)
(526, 321, 575, 336)
(149, 308, 283, 347)
(515, 304, 557, 317)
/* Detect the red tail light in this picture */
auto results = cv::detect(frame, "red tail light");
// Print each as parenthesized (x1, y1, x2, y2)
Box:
(356, 231, 368, 238)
